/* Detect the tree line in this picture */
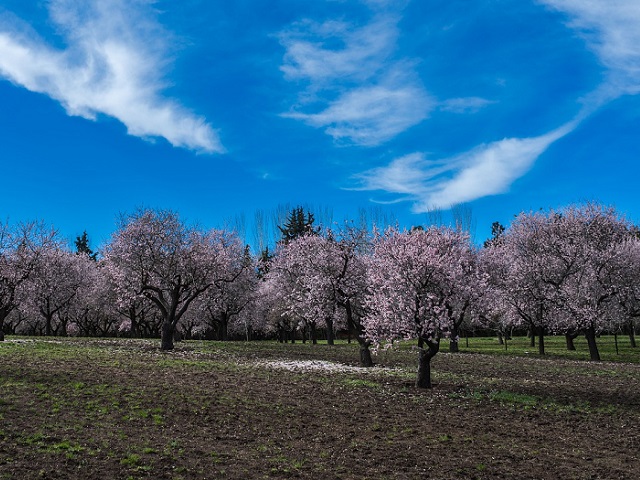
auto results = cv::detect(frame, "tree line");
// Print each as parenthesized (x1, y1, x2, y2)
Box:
(1, 202, 639, 388)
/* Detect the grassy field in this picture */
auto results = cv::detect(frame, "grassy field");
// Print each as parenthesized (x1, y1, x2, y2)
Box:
(455, 333, 639, 363)
(1, 336, 639, 479)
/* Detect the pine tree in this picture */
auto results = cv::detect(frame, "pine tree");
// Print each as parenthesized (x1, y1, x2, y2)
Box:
(483, 221, 506, 248)
(74, 231, 97, 261)
(277, 207, 319, 244)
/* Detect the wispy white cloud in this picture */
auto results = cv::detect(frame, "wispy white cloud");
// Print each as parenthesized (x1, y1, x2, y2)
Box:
(355, 1, 640, 208)
(439, 97, 496, 114)
(354, 120, 579, 210)
(283, 67, 433, 146)
(0, 0, 222, 153)
(539, 0, 640, 103)
(279, 16, 399, 84)
(279, 5, 432, 146)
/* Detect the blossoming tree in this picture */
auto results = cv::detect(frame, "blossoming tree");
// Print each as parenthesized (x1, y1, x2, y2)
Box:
(364, 226, 482, 388)
(103, 209, 240, 350)
(0, 221, 59, 341)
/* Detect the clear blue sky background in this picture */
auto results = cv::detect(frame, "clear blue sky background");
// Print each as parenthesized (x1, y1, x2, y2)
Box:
(1, 0, 639, 250)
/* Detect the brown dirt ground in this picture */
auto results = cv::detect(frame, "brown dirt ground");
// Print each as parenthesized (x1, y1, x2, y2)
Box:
(0, 339, 639, 479)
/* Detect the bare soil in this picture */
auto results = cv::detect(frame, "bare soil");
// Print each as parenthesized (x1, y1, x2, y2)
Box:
(0, 338, 639, 479)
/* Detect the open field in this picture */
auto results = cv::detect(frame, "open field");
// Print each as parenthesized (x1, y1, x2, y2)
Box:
(1, 337, 639, 479)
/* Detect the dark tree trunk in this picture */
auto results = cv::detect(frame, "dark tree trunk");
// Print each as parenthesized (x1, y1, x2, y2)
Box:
(497, 331, 504, 345)
(0, 310, 6, 341)
(217, 317, 229, 341)
(529, 327, 535, 347)
(628, 322, 637, 348)
(311, 324, 317, 345)
(565, 332, 578, 351)
(360, 345, 374, 368)
(449, 325, 459, 353)
(585, 326, 601, 361)
(326, 317, 334, 345)
(537, 326, 545, 355)
(277, 327, 284, 343)
(161, 321, 175, 350)
(416, 339, 440, 389)
(45, 314, 54, 337)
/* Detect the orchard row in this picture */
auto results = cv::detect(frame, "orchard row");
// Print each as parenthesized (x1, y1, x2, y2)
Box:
(1, 203, 638, 387)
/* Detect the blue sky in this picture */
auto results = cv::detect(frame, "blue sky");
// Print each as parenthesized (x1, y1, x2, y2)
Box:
(1, 0, 640, 250)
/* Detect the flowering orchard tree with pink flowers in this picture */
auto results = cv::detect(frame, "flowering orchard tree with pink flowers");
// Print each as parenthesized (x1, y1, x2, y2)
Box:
(546, 205, 632, 360)
(0, 221, 60, 341)
(264, 229, 372, 364)
(187, 240, 256, 341)
(65, 262, 121, 337)
(103, 209, 241, 350)
(487, 203, 632, 359)
(264, 236, 337, 344)
(613, 236, 640, 348)
(364, 226, 483, 388)
(326, 227, 374, 366)
(20, 248, 96, 336)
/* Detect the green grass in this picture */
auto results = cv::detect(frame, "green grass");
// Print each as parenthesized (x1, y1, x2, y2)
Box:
(455, 334, 639, 363)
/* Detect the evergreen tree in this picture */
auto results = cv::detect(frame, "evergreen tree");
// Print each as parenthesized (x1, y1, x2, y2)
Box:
(483, 221, 506, 248)
(277, 206, 319, 244)
(75, 231, 97, 261)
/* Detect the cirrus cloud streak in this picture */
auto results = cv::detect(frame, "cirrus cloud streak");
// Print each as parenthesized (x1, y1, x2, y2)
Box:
(0, 0, 222, 153)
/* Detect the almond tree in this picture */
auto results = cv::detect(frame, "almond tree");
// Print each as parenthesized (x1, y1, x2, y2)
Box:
(549, 204, 631, 360)
(264, 238, 336, 343)
(187, 242, 256, 341)
(0, 221, 59, 341)
(20, 248, 96, 336)
(482, 215, 556, 354)
(364, 226, 482, 388)
(103, 209, 238, 350)
(615, 237, 640, 348)
(264, 230, 372, 361)
(66, 263, 120, 337)
(491, 203, 631, 360)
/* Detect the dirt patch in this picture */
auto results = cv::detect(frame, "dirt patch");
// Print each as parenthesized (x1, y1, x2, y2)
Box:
(0, 338, 639, 479)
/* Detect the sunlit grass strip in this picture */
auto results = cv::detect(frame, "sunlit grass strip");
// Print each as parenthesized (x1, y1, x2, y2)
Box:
(455, 334, 639, 363)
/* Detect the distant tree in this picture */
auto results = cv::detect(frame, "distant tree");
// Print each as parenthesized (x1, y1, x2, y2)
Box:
(74, 231, 98, 261)
(483, 221, 505, 248)
(489, 204, 630, 360)
(278, 206, 319, 244)
(21, 248, 94, 336)
(188, 240, 256, 341)
(0, 221, 60, 341)
(103, 209, 239, 350)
